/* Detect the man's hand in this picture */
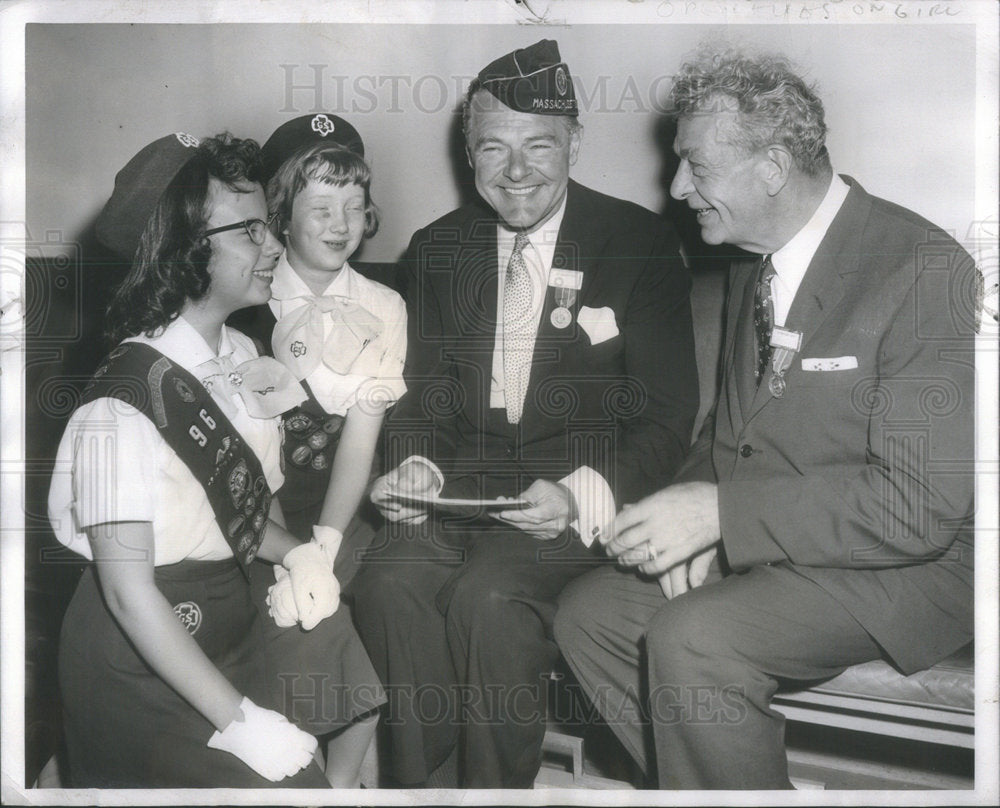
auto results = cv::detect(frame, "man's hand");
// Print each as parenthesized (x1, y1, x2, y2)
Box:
(370, 457, 442, 524)
(494, 479, 576, 540)
(656, 544, 718, 600)
(604, 482, 721, 575)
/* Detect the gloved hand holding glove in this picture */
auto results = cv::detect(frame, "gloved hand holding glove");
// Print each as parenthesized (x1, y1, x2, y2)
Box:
(206, 696, 317, 781)
(266, 526, 342, 630)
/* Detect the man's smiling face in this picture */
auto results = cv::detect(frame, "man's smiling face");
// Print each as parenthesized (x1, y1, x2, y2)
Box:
(466, 90, 580, 233)
(670, 103, 772, 253)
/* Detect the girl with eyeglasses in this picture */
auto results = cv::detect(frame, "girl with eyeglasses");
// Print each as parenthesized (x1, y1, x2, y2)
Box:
(48, 132, 377, 787)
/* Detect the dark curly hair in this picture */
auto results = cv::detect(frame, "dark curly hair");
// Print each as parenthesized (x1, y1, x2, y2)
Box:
(670, 48, 831, 177)
(105, 133, 263, 344)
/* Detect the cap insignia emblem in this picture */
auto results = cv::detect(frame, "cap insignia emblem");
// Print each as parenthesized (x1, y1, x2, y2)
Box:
(555, 67, 568, 97)
(311, 114, 335, 137)
(174, 133, 200, 148)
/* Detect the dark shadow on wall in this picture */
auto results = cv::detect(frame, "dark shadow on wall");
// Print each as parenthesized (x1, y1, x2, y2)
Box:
(23, 218, 128, 787)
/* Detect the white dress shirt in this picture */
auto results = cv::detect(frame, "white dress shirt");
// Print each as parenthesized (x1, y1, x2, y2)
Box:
(769, 174, 851, 325)
(485, 196, 615, 546)
(48, 316, 284, 565)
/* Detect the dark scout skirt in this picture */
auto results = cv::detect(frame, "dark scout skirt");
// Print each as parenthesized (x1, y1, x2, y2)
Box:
(58, 559, 328, 788)
(250, 564, 386, 736)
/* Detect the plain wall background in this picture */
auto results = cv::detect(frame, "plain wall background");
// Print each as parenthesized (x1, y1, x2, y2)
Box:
(27, 23, 977, 262)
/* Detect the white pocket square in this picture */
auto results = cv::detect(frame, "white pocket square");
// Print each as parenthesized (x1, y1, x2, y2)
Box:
(577, 306, 620, 345)
(801, 356, 859, 371)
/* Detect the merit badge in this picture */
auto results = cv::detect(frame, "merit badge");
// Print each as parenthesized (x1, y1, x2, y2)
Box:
(173, 377, 196, 403)
(173, 601, 202, 635)
(308, 431, 329, 450)
(227, 515, 245, 538)
(291, 445, 313, 466)
(311, 454, 329, 471)
(285, 412, 314, 434)
(228, 459, 250, 508)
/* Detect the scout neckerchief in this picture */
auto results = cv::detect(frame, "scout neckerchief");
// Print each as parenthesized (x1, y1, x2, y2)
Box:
(81, 342, 275, 577)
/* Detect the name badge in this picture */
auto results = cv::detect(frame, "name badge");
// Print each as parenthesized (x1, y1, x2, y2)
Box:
(548, 268, 583, 291)
(769, 327, 803, 352)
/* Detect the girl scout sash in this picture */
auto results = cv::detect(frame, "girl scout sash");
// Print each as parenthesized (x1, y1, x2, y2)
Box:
(80, 343, 272, 576)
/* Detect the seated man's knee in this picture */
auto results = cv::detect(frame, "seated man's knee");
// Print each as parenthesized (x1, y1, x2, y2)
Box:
(552, 574, 599, 650)
(645, 594, 721, 667)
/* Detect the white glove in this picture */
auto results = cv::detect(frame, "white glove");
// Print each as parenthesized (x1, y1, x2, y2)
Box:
(312, 524, 343, 570)
(282, 541, 340, 630)
(265, 566, 298, 628)
(206, 696, 317, 782)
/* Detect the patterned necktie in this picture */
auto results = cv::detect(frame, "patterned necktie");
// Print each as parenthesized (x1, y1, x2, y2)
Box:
(503, 233, 534, 424)
(754, 255, 777, 382)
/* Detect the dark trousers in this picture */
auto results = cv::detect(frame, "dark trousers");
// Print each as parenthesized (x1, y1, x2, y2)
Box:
(554, 563, 881, 789)
(350, 517, 601, 787)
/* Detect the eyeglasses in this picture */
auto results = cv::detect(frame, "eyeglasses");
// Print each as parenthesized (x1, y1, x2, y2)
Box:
(203, 212, 278, 245)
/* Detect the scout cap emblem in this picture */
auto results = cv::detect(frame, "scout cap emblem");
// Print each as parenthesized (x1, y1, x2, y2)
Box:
(311, 114, 336, 137)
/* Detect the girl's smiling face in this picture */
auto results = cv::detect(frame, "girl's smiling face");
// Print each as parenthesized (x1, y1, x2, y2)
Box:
(284, 179, 366, 281)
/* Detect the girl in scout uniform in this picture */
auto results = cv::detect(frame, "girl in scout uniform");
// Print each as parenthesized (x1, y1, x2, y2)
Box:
(228, 114, 405, 786)
(48, 133, 379, 787)
(234, 114, 406, 579)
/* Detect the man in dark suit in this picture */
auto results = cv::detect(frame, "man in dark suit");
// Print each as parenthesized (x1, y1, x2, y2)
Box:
(350, 40, 698, 787)
(554, 48, 977, 789)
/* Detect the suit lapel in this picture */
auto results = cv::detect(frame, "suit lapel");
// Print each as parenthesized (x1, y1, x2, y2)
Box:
(521, 184, 593, 424)
(731, 258, 761, 422)
(742, 179, 869, 422)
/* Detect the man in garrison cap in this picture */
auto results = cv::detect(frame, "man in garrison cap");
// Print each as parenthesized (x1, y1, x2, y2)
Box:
(350, 40, 698, 787)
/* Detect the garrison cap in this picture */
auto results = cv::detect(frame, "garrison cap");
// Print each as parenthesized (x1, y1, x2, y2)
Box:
(477, 39, 577, 117)
(260, 114, 365, 183)
(95, 132, 201, 260)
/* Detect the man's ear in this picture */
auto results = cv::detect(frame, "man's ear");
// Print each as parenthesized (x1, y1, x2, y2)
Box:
(759, 145, 792, 196)
(568, 127, 582, 166)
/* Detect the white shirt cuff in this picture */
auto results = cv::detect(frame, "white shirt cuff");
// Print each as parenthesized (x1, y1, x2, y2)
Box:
(398, 455, 445, 496)
(560, 466, 616, 547)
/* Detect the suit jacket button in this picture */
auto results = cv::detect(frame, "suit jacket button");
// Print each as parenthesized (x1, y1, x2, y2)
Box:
(505, 444, 515, 457)
(740, 444, 753, 457)
(553, 253, 565, 267)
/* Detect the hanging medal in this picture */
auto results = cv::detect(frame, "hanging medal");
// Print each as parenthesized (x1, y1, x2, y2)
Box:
(548, 268, 583, 329)
(767, 326, 803, 398)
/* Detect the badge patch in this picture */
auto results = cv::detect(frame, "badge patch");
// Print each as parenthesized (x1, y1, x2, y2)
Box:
(228, 459, 250, 508)
(173, 377, 196, 403)
(311, 114, 335, 137)
(173, 601, 202, 634)
(174, 132, 200, 148)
